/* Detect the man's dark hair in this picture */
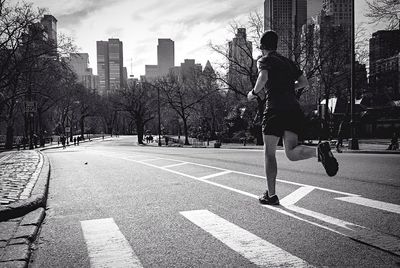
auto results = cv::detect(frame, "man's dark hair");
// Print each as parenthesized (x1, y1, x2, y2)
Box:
(260, 30, 278, 50)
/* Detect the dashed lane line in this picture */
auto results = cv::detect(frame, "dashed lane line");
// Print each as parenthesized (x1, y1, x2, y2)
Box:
(162, 162, 189, 168)
(181, 210, 314, 267)
(198, 170, 232, 180)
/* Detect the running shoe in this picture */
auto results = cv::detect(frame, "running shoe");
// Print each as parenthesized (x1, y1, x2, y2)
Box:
(318, 141, 339, 176)
(259, 191, 280, 205)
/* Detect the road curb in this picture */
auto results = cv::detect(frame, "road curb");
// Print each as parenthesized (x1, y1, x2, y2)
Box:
(0, 152, 50, 221)
(0, 208, 46, 268)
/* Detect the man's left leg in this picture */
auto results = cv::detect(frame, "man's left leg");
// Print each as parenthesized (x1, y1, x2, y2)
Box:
(283, 131, 316, 161)
(283, 130, 339, 176)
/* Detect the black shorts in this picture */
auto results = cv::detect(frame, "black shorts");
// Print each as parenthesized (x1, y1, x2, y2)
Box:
(262, 109, 305, 137)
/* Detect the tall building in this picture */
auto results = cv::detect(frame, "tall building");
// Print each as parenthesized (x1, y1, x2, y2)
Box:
(157, 39, 175, 76)
(322, 0, 352, 28)
(144, 65, 159, 82)
(264, 0, 307, 61)
(96, 41, 109, 95)
(369, 30, 400, 65)
(228, 28, 253, 91)
(369, 29, 400, 101)
(40, 15, 57, 45)
(96, 38, 124, 95)
(180, 59, 202, 81)
(66, 53, 99, 92)
(108, 39, 124, 92)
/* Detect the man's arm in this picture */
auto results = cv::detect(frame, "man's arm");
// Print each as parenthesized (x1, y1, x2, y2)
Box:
(248, 70, 268, 101)
(295, 74, 309, 90)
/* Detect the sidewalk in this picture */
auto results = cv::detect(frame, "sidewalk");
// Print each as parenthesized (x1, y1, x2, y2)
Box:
(151, 137, 400, 154)
(1, 136, 399, 267)
(0, 136, 109, 267)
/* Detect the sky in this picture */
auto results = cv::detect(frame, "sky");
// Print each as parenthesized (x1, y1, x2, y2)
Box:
(12, 0, 386, 77)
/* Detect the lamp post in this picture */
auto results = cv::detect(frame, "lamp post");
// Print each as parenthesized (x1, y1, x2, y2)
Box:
(157, 85, 162, 147)
(349, 0, 359, 150)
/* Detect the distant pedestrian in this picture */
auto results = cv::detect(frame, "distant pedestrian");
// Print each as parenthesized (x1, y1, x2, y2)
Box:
(77, 136, 80, 145)
(165, 136, 169, 146)
(73, 137, 76, 146)
(33, 134, 38, 148)
(247, 30, 338, 205)
(336, 117, 349, 153)
(61, 135, 66, 149)
(387, 132, 399, 150)
(16, 137, 21, 151)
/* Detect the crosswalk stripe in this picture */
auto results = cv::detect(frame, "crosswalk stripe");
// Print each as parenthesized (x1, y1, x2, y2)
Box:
(80, 218, 143, 268)
(335, 196, 400, 215)
(280, 186, 314, 206)
(181, 210, 314, 267)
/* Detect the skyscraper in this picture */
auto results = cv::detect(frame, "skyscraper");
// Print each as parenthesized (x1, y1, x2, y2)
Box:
(228, 28, 253, 92)
(108, 39, 124, 91)
(264, 0, 307, 61)
(66, 53, 99, 92)
(322, 0, 352, 29)
(96, 38, 124, 95)
(97, 41, 109, 95)
(369, 29, 400, 99)
(157, 39, 174, 76)
(40, 15, 57, 45)
(40, 15, 57, 57)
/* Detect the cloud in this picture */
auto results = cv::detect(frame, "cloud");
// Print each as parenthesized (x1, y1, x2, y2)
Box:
(55, 0, 122, 27)
(106, 27, 123, 37)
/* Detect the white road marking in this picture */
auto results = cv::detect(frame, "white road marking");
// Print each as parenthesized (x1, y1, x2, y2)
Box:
(162, 162, 188, 168)
(198, 170, 232, 180)
(100, 153, 400, 256)
(335, 196, 400, 215)
(80, 218, 143, 268)
(138, 158, 161, 162)
(280, 186, 315, 206)
(284, 205, 400, 256)
(155, 156, 359, 197)
(181, 210, 313, 267)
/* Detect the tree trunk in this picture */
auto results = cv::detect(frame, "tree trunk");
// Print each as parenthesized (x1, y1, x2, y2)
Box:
(80, 116, 85, 140)
(38, 110, 45, 147)
(136, 117, 144, 145)
(5, 125, 14, 150)
(183, 118, 190, 145)
(5, 99, 16, 150)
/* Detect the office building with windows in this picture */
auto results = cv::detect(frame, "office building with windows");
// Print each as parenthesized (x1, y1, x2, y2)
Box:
(157, 39, 175, 77)
(264, 0, 307, 61)
(96, 38, 124, 95)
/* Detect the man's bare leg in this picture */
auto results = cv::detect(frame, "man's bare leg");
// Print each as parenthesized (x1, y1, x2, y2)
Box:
(263, 134, 280, 196)
(283, 131, 316, 161)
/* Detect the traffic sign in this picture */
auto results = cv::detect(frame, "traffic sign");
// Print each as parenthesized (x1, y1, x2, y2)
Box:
(25, 101, 37, 113)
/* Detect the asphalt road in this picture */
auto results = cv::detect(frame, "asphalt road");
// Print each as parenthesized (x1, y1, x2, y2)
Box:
(29, 136, 400, 267)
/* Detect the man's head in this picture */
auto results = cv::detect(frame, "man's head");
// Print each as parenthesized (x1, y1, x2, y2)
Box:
(260, 30, 278, 51)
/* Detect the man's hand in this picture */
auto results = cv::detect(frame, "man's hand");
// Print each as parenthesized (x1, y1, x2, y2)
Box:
(247, 90, 257, 101)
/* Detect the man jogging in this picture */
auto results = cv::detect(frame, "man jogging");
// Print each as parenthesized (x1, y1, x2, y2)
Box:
(248, 30, 338, 205)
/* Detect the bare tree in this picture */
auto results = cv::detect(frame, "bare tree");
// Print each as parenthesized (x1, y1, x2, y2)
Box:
(155, 70, 212, 145)
(115, 82, 156, 144)
(366, 0, 400, 30)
